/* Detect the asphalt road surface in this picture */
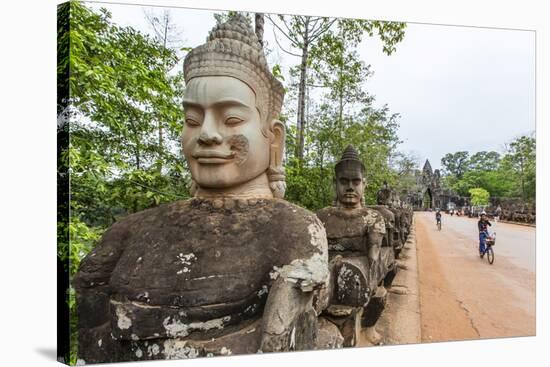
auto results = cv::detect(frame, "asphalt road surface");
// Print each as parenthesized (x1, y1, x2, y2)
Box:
(415, 212, 535, 343)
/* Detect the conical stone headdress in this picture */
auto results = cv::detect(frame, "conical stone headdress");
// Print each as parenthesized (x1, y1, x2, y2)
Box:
(183, 14, 285, 122)
(335, 145, 365, 174)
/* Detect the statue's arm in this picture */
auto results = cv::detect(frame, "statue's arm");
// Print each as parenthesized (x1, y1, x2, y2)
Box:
(260, 277, 318, 352)
(260, 217, 329, 352)
(367, 231, 383, 262)
(72, 221, 129, 362)
(366, 214, 386, 261)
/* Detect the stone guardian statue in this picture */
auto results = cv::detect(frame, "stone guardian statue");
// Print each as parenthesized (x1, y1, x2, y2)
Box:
(316, 145, 389, 346)
(74, 14, 331, 363)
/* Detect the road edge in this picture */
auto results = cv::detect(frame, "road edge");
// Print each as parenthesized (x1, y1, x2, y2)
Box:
(377, 213, 422, 346)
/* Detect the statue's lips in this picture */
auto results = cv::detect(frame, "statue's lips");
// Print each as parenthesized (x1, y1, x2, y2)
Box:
(193, 150, 235, 164)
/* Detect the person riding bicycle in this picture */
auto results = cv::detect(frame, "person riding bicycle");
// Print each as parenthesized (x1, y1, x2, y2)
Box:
(478, 211, 492, 257)
(435, 209, 442, 227)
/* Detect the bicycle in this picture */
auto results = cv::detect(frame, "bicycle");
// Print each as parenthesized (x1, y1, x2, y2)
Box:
(436, 220, 441, 231)
(479, 232, 496, 265)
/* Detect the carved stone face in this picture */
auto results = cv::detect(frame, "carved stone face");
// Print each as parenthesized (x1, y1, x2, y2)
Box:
(377, 189, 391, 206)
(182, 76, 271, 190)
(335, 166, 365, 209)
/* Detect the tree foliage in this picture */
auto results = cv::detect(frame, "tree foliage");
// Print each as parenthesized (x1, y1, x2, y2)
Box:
(469, 187, 490, 206)
(441, 151, 470, 179)
(267, 14, 405, 161)
(58, 2, 188, 363)
(441, 134, 535, 202)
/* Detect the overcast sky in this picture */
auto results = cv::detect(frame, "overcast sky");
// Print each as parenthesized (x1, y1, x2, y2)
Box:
(88, 1, 535, 170)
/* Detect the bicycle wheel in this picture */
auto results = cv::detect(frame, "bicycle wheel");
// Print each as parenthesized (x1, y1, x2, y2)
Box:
(437, 222, 441, 230)
(486, 246, 494, 264)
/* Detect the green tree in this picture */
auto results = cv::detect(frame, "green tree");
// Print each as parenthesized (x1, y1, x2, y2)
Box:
(441, 151, 470, 179)
(468, 151, 500, 171)
(268, 15, 405, 161)
(501, 135, 536, 200)
(58, 2, 188, 363)
(469, 187, 490, 206)
(391, 151, 421, 196)
(439, 135, 535, 203)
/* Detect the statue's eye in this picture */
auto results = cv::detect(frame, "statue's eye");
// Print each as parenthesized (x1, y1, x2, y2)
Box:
(185, 118, 200, 127)
(225, 116, 244, 125)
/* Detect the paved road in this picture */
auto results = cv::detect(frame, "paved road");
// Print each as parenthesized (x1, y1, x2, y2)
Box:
(436, 212, 536, 272)
(415, 212, 535, 343)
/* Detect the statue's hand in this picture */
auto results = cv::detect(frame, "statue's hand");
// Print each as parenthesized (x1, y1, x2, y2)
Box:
(260, 278, 317, 352)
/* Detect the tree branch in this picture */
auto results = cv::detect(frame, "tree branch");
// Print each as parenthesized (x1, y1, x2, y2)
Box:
(266, 14, 300, 47)
(272, 29, 302, 58)
(309, 18, 337, 43)
(308, 16, 321, 33)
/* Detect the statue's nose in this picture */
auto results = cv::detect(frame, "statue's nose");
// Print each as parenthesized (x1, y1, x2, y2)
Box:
(198, 113, 222, 145)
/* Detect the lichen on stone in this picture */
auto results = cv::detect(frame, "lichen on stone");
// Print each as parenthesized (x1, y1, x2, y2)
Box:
(273, 221, 329, 292)
(114, 303, 132, 330)
(162, 340, 200, 359)
(162, 315, 231, 338)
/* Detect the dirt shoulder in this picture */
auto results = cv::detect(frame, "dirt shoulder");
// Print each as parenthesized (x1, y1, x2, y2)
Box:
(368, 216, 421, 346)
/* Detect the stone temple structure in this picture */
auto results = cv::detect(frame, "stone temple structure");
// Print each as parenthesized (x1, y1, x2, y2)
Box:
(74, 15, 339, 363)
(405, 159, 465, 210)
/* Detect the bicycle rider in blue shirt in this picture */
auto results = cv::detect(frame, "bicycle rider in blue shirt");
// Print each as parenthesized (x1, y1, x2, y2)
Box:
(478, 211, 492, 257)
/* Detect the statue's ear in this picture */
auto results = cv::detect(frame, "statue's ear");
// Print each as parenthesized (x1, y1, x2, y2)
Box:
(267, 119, 286, 199)
(269, 119, 285, 168)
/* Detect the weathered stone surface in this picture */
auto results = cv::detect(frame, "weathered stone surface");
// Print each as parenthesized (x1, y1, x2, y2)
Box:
(317, 206, 386, 254)
(362, 287, 388, 328)
(323, 307, 363, 347)
(370, 182, 414, 260)
(332, 257, 372, 307)
(74, 198, 329, 363)
(316, 317, 345, 349)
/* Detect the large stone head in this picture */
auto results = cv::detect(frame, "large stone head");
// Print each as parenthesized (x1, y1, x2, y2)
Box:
(182, 15, 286, 198)
(376, 181, 392, 206)
(334, 145, 365, 209)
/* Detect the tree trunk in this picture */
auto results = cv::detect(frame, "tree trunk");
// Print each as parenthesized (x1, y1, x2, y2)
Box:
(338, 31, 345, 127)
(157, 16, 169, 171)
(296, 21, 310, 161)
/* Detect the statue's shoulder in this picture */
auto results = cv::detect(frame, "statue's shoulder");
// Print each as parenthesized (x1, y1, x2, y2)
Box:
(269, 199, 328, 291)
(271, 199, 318, 221)
(75, 200, 191, 287)
(270, 199, 327, 256)
(98, 200, 193, 244)
(316, 206, 339, 223)
(367, 205, 395, 220)
(359, 207, 386, 234)
(271, 198, 325, 228)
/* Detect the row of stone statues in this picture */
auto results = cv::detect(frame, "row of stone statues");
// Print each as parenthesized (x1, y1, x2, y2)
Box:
(316, 146, 412, 348)
(465, 199, 536, 225)
(492, 199, 536, 224)
(73, 15, 412, 364)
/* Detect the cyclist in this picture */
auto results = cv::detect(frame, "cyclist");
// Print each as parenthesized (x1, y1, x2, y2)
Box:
(478, 211, 492, 257)
(435, 209, 442, 228)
